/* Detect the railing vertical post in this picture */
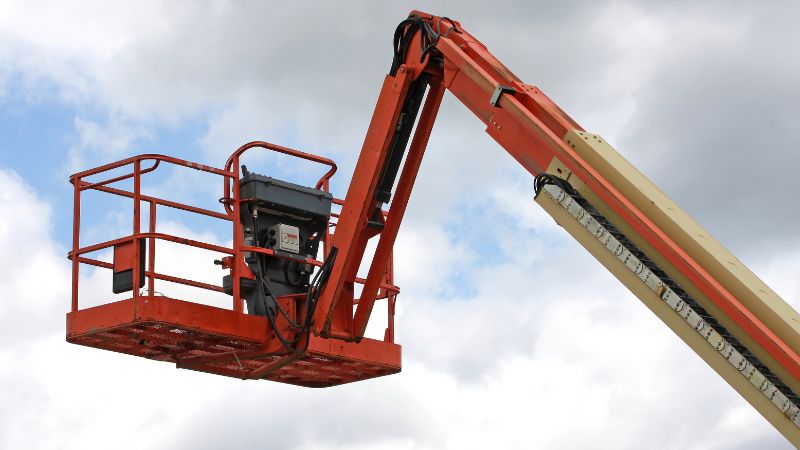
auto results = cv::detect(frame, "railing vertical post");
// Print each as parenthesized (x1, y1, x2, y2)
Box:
(386, 295, 395, 343)
(132, 160, 141, 302)
(323, 180, 331, 259)
(385, 251, 395, 343)
(148, 200, 156, 295)
(232, 158, 243, 313)
(71, 177, 81, 312)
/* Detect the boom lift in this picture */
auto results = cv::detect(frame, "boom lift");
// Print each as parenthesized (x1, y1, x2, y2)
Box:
(67, 11, 800, 445)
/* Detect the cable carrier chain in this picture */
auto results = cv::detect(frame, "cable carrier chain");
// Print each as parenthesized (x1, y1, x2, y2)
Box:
(67, 9, 800, 446)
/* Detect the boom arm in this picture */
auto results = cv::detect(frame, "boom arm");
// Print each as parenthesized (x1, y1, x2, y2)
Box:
(317, 11, 800, 444)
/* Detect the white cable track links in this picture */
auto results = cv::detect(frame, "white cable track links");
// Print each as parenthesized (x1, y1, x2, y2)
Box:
(540, 182, 800, 427)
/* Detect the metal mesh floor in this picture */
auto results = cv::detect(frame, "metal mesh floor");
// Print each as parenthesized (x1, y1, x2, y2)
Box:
(67, 297, 400, 387)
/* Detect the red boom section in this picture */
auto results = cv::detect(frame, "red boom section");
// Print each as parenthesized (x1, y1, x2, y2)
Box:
(430, 14, 800, 381)
(316, 10, 800, 385)
(67, 146, 400, 386)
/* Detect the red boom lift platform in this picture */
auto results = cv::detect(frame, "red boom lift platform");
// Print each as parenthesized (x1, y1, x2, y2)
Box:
(67, 143, 401, 387)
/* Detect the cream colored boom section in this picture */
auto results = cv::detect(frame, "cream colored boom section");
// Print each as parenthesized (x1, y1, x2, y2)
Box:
(534, 130, 800, 445)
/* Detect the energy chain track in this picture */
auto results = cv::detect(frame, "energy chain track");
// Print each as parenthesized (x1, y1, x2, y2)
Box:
(539, 181, 800, 427)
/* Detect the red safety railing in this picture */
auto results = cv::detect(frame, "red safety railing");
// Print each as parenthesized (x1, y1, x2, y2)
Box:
(69, 154, 238, 314)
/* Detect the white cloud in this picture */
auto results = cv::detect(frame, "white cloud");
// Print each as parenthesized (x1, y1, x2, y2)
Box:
(0, 168, 231, 449)
(0, 169, 67, 351)
(67, 115, 151, 172)
(3, 135, 799, 449)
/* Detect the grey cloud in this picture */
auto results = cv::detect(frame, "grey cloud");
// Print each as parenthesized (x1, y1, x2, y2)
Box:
(617, 2, 800, 257)
(53, 1, 693, 233)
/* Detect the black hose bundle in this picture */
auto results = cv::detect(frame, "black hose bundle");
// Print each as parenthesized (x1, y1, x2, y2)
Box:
(255, 246, 338, 354)
(247, 203, 338, 353)
(533, 172, 577, 197)
(390, 15, 461, 76)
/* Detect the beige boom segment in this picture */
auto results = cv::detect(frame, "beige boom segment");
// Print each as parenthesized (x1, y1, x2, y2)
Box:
(562, 130, 800, 356)
(534, 132, 800, 446)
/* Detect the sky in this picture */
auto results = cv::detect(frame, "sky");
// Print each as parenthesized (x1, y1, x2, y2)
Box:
(1, 1, 799, 449)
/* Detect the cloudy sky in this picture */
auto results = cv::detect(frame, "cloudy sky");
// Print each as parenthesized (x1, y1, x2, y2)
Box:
(1, 1, 799, 448)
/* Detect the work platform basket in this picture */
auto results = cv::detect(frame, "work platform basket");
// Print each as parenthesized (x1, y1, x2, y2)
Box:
(67, 142, 401, 387)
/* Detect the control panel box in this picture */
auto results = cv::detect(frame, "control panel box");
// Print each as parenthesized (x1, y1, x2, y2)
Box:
(271, 223, 301, 254)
